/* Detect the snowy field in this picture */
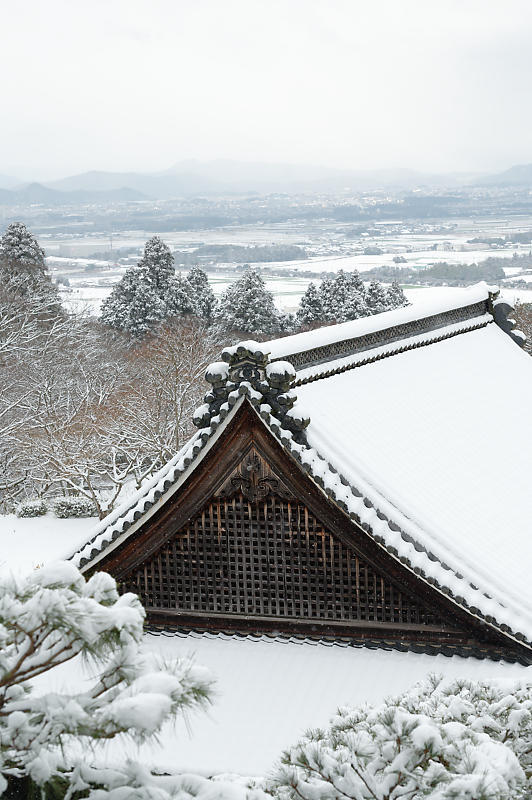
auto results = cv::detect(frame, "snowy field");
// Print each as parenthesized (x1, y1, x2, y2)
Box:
(261, 246, 526, 275)
(0, 514, 96, 574)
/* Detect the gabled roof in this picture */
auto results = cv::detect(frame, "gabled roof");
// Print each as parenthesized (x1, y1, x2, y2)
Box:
(70, 283, 532, 656)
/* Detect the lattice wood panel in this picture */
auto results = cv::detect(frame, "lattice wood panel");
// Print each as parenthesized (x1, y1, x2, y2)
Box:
(123, 492, 444, 626)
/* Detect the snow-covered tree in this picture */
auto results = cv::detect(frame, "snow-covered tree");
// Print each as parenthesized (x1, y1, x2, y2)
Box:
(296, 283, 324, 327)
(387, 279, 409, 310)
(215, 267, 281, 336)
(317, 271, 370, 324)
(100, 237, 176, 338)
(318, 276, 338, 322)
(186, 266, 217, 321)
(0, 223, 60, 310)
(100, 263, 166, 338)
(366, 279, 391, 315)
(0, 222, 46, 277)
(166, 273, 195, 317)
(340, 287, 369, 322)
(137, 235, 175, 295)
(0, 561, 213, 798)
(271, 673, 531, 800)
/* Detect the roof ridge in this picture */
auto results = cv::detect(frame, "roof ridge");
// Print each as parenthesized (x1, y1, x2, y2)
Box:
(294, 315, 493, 387)
(266, 283, 497, 367)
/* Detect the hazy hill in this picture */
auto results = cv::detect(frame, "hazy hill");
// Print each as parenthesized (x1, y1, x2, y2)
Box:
(477, 163, 532, 187)
(0, 182, 147, 205)
(44, 160, 472, 198)
(48, 170, 222, 198)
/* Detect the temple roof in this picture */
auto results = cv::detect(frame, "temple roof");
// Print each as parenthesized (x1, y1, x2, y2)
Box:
(70, 283, 532, 656)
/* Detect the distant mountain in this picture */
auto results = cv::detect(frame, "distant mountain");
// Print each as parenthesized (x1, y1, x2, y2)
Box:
(44, 161, 472, 199)
(477, 163, 532, 187)
(0, 182, 148, 205)
(47, 170, 221, 198)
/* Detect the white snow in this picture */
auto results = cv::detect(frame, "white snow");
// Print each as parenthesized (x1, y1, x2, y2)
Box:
(0, 514, 96, 574)
(38, 630, 530, 776)
(296, 322, 532, 638)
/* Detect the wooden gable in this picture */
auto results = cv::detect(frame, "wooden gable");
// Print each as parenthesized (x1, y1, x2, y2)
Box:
(91, 402, 525, 660)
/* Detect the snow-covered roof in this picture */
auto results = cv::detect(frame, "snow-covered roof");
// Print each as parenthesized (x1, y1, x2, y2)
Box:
(42, 630, 531, 776)
(70, 283, 532, 656)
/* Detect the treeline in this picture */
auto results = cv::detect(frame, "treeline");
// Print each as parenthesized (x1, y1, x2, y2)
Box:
(173, 243, 308, 266)
(0, 224, 407, 516)
(100, 235, 408, 338)
(364, 258, 508, 285)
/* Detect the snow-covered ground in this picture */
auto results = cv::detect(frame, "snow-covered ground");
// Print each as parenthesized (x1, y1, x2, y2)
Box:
(0, 514, 96, 574)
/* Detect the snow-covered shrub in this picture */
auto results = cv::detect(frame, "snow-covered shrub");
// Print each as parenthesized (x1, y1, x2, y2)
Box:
(0, 561, 214, 798)
(271, 674, 531, 800)
(52, 496, 98, 518)
(15, 498, 48, 517)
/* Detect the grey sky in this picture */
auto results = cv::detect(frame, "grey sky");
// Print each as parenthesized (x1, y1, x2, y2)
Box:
(2, 0, 532, 179)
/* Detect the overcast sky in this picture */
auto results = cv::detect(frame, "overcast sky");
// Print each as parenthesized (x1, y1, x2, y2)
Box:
(2, 0, 532, 180)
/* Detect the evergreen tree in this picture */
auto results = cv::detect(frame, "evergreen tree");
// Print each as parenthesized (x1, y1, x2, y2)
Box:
(318, 271, 370, 324)
(101, 236, 176, 337)
(166, 272, 196, 316)
(340, 287, 369, 322)
(346, 268, 365, 295)
(138, 235, 175, 294)
(186, 265, 217, 320)
(100, 263, 166, 337)
(318, 276, 338, 321)
(366, 279, 391, 315)
(296, 282, 324, 327)
(387, 279, 409, 309)
(215, 266, 281, 335)
(0, 222, 60, 309)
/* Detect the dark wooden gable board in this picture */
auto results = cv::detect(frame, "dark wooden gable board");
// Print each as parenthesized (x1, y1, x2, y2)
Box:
(89, 401, 529, 661)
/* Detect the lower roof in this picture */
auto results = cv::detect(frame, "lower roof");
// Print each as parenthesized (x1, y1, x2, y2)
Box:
(35, 631, 532, 777)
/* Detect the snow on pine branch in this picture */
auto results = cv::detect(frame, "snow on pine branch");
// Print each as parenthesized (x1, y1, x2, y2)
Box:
(0, 562, 213, 796)
(270, 673, 532, 800)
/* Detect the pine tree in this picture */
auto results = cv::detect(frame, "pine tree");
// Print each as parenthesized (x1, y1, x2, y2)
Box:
(366, 279, 390, 315)
(100, 263, 166, 337)
(0, 562, 213, 798)
(387, 279, 408, 309)
(346, 269, 365, 295)
(296, 282, 324, 327)
(186, 265, 217, 320)
(215, 266, 281, 335)
(273, 674, 531, 800)
(166, 272, 196, 316)
(138, 235, 175, 294)
(0, 222, 60, 309)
